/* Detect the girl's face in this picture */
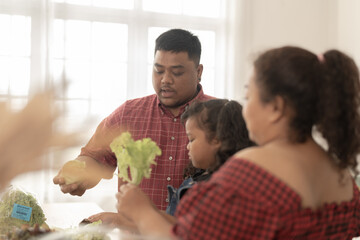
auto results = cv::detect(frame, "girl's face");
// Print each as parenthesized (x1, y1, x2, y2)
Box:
(242, 71, 273, 145)
(185, 117, 220, 170)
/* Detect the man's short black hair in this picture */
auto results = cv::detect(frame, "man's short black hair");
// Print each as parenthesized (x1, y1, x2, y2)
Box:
(154, 28, 201, 65)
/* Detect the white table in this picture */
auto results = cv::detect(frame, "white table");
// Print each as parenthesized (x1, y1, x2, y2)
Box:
(42, 202, 104, 229)
(41, 202, 152, 240)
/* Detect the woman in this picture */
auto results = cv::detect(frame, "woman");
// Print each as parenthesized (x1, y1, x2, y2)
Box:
(118, 46, 360, 239)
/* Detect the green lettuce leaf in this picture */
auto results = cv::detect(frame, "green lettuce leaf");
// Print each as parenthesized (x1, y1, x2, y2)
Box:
(110, 132, 162, 185)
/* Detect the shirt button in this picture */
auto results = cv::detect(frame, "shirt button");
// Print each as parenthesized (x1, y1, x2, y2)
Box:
(165, 198, 169, 203)
(169, 156, 173, 161)
(171, 136, 175, 140)
(167, 177, 171, 181)
(173, 118, 177, 122)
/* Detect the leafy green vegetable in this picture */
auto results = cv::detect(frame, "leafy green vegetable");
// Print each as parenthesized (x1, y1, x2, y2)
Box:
(110, 132, 162, 185)
(60, 159, 86, 185)
(72, 220, 110, 240)
(0, 187, 46, 233)
(86, 220, 102, 227)
(72, 230, 110, 240)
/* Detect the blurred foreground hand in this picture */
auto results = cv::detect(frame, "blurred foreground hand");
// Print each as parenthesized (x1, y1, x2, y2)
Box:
(0, 91, 80, 190)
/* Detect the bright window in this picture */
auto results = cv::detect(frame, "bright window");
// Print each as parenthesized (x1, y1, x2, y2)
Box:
(0, 14, 31, 110)
(0, 0, 230, 210)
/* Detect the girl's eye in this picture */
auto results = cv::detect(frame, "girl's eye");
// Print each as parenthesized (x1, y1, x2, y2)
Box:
(189, 138, 194, 143)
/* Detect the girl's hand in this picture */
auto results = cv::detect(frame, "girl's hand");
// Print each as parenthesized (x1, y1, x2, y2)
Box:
(116, 183, 155, 222)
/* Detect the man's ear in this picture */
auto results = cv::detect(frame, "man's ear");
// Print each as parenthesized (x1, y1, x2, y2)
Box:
(268, 96, 286, 123)
(197, 64, 203, 82)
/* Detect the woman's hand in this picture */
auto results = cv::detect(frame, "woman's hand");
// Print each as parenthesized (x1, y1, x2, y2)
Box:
(116, 184, 175, 238)
(116, 183, 155, 223)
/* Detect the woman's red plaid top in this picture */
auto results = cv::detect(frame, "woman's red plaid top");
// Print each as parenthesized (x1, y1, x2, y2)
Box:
(173, 157, 360, 240)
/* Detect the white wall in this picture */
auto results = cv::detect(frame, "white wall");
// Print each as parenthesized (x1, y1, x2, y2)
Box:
(249, 0, 338, 52)
(229, 0, 360, 165)
(337, 0, 360, 65)
(231, 0, 339, 101)
(337, 0, 360, 167)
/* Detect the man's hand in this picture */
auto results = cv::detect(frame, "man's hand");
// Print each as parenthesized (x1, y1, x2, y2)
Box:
(53, 156, 115, 196)
(52, 175, 98, 196)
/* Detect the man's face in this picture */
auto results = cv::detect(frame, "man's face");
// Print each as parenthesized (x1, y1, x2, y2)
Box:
(152, 50, 203, 114)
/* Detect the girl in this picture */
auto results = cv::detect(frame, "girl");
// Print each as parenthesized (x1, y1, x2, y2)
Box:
(117, 46, 360, 239)
(116, 99, 254, 234)
(166, 99, 254, 215)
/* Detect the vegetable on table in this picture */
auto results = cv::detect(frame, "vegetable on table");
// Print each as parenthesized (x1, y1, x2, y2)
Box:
(0, 187, 46, 233)
(110, 132, 162, 185)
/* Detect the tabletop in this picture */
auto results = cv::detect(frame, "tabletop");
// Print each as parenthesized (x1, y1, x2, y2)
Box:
(41, 202, 161, 240)
(42, 202, 104, 229)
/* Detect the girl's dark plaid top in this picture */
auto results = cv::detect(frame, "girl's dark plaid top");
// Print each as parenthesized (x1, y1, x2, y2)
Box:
(173, 157, 360, 240)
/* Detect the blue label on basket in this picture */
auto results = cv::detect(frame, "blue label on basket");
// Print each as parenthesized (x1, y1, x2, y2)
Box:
(11, 203, 32, 222)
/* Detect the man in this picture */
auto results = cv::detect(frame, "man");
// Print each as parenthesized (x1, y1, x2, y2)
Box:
(53, 28, 213, 213)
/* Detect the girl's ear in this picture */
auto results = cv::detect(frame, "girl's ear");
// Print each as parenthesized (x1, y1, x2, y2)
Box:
(211, 138, 221, 148)
(268, 95, 286, 123)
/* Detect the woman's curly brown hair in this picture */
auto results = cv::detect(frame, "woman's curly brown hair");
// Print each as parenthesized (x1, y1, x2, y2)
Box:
(254, 46, 360, 173)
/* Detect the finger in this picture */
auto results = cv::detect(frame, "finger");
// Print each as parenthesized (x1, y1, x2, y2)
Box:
(115, 192, 123, 199)
(119, 184, 127, 192)
(119, 183, 133, 193)
(53, 175, 65, 185)
(87, 213, 101, 222)
(70, 188, 85, 196)
(60, 183, 78, 193)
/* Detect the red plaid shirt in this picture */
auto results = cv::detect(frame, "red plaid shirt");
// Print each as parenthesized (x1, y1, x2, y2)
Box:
(173, 157, 360, 239)
(80, 85, 213, 210)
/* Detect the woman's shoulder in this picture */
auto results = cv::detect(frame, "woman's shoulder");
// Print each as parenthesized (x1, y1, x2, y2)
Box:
(227, 145, 302, 198)
(214, 146, 287, 192)
(234, 145, 264, 159)
(233, 145, 276, 169)
(211, 149, 301, 210)
(232, 141, 357, 210)
(233, 143, 301, 179)
(217, 145, 270, 175)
